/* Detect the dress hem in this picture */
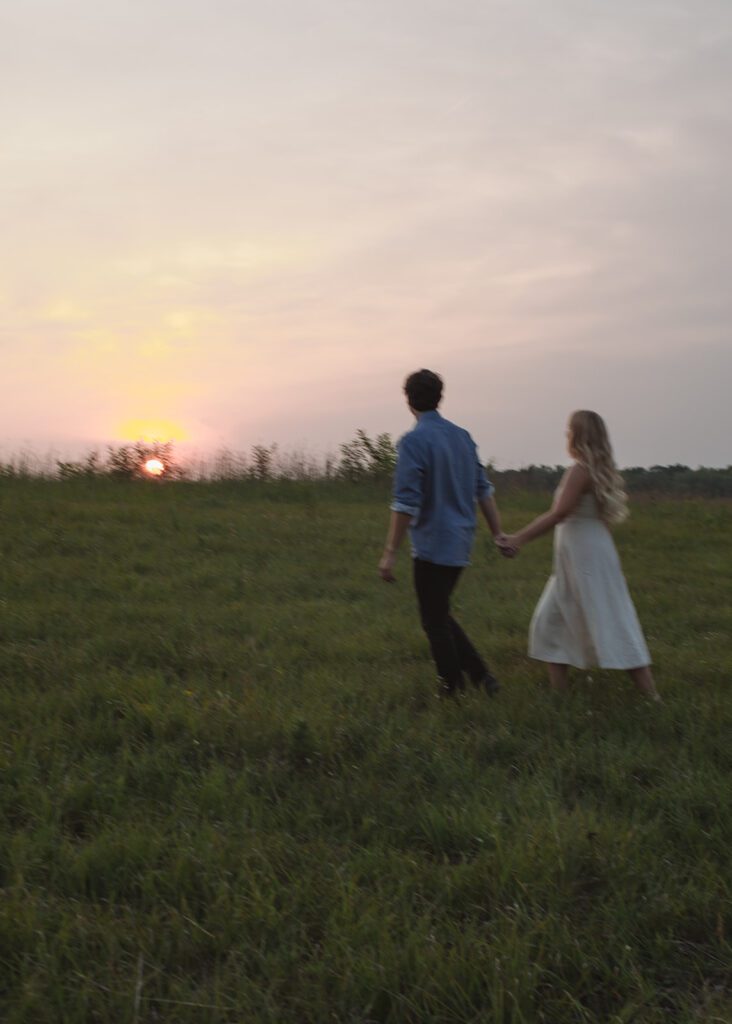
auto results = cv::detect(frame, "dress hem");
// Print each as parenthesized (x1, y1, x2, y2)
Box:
(528, 653, 652, 671)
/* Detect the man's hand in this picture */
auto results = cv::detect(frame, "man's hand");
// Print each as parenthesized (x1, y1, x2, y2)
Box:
(379, 512, 410, 582)
(495, 533, 519, 559)
(378, 549, 397, 582)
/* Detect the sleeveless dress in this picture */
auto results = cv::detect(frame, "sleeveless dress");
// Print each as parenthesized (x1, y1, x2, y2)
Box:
(528, 491, 651, 670)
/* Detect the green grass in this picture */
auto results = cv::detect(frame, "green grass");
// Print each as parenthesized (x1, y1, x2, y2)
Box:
(1, 479, 731, 1023)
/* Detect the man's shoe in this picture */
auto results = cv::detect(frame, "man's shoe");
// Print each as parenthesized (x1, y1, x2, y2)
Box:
(476, 671, 500, 696)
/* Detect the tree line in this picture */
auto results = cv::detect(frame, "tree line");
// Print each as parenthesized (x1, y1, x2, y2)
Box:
(1, 432, 730, 496)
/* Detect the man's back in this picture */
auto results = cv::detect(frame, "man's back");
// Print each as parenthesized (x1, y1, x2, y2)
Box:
(391, 410, 493, 567)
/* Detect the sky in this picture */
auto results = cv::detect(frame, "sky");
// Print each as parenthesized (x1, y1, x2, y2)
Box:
(2, 0, 731, 468)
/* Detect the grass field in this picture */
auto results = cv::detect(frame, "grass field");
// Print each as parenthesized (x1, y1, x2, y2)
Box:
(1, 479, 731, 1023)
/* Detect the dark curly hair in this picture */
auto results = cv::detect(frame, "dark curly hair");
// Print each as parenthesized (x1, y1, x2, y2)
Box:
(404, 369, 443, 411)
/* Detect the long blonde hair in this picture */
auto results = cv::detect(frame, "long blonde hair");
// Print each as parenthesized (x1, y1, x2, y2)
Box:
(568, 410, 628, 525)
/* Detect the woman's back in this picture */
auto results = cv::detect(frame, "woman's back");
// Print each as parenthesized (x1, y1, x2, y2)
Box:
(566, 489, 600, 521)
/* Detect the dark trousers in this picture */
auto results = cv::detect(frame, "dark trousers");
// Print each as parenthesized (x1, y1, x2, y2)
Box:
(413, 558, 487, 692)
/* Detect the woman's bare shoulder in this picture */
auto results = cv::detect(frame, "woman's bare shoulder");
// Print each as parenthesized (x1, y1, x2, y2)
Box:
(554, 462, 591, 506)
(567, 461, 591, 485)
(558, 462, 590, 487)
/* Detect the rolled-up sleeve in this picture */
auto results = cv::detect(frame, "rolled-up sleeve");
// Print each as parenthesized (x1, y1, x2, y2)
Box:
(475, 449, 494, 500)
(391, 435, 423, 517)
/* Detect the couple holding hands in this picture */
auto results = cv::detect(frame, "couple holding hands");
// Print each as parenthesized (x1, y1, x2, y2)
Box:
(378, 369, 660, 703)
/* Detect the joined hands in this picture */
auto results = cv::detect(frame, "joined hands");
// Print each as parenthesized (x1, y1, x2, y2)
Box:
(495, 533, 520, 559)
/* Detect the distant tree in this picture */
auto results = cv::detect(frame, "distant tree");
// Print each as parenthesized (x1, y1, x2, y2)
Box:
(212, 447, 248, 480)
(57, 459, 87, 479)
(57, 450, 103, 479)
(105, 445, 139, 479)
(277, 448, 322, 480)
(357, 430, 397, 477)
(323, 453, 337, 479)
(338, 430, 397, 480)
(250, 444, 277, 481)
(338, 437, 368, 481)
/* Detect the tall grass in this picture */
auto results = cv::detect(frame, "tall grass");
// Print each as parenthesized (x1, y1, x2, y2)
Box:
(1, 479, 730, 1022)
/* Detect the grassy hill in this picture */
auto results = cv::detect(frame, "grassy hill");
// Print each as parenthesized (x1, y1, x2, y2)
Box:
(1, 479, 730, 1022)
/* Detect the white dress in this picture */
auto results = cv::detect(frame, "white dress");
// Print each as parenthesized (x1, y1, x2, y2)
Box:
(528, 491, 651, 670)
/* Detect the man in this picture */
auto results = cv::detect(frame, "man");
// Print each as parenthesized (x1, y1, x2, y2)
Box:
(378, 369, 507, 696)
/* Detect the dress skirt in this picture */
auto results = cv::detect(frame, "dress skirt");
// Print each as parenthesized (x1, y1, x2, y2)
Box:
(528, 515, 651, 670)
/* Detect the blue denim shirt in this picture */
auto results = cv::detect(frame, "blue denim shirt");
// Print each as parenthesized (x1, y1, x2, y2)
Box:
(391, 410, 494, 566)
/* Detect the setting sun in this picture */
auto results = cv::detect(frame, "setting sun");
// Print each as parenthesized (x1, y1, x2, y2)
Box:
(144, 459, 165, 477)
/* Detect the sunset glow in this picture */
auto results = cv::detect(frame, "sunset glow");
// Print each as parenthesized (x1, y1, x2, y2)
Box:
(144, 459, 165, 477)
(117, 419, 189, 444)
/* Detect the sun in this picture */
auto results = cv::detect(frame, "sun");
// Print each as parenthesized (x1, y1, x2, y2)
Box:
(144, 458, 165, 477)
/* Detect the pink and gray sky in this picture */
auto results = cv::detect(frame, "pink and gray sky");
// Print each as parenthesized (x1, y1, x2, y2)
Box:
(3, 0, 731, 467)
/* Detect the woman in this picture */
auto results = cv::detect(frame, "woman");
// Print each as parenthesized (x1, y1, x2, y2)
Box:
(501, 411, 660, 700)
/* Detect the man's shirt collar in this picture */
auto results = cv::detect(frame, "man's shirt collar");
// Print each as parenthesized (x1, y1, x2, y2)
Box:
(416, 410, 442, 427)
